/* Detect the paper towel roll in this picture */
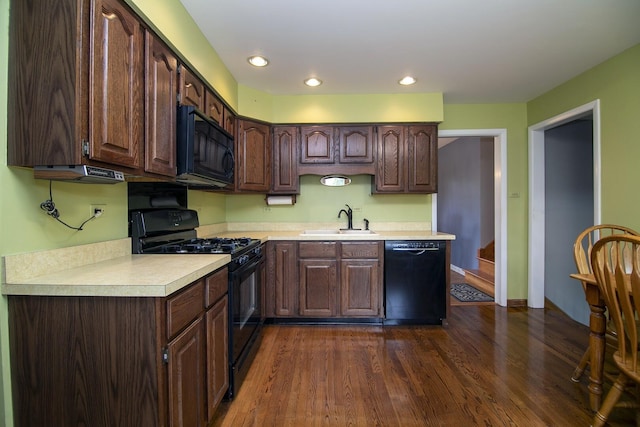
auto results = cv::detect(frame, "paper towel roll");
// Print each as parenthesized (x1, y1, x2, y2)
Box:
(265, 195, 295, 205)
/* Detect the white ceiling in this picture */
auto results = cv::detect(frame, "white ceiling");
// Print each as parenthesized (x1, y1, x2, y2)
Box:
(180, 0, 640, 103)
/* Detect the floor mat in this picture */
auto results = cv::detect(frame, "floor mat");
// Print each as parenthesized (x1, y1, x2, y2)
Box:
(450, 283, 494, 302)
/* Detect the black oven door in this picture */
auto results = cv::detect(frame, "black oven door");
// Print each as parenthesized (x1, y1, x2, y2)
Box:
(229, 258, 262, 365)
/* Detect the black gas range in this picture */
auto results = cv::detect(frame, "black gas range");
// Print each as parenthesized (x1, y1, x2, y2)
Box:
(128, 183, 264, 401)
(130, 208, 261, 271)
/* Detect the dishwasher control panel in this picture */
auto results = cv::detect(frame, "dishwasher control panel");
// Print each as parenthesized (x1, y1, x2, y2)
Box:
(387, 241, 445, 250)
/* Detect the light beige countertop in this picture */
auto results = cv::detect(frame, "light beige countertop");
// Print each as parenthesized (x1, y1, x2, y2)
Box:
(197, 222, 456, 241)
(2, 224, 454, 298)
(213, 230, 455, 241)
(2, 238, 230, 297)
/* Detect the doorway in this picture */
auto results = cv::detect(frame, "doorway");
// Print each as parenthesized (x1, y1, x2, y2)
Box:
(435, 129, 507, 307)
(528, 100, 601, 312)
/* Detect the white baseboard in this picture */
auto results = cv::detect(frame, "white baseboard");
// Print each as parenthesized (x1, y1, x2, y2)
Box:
(450, 264, 465, 275)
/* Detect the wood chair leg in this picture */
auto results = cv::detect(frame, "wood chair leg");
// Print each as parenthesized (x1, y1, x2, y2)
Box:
(572, 345, 591, 382)
(592, 374, 628, 427)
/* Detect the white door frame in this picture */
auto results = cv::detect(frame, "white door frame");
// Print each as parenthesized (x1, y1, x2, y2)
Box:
(527, 100, 601, 308)
(435, 129, 508, 307)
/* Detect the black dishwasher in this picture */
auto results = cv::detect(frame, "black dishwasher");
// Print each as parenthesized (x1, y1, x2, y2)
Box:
(384, 240, 447, 325)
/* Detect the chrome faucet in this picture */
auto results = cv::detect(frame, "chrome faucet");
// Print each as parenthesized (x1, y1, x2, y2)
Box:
(338, 204, 354, 230)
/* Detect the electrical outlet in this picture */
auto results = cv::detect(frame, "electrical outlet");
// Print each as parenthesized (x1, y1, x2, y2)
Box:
(90, 204, 106, 218)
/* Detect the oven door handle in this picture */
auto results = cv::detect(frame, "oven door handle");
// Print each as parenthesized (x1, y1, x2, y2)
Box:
(233, 257, 263, 276)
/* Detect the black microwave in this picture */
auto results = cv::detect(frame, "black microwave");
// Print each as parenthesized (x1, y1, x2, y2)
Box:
(176, 105, 234, 188)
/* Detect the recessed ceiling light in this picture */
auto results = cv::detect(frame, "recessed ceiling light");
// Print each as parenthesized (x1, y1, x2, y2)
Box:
(304, 77, 322, 87)
(398, 76, 417, 86)
(247, 55, 269, 67)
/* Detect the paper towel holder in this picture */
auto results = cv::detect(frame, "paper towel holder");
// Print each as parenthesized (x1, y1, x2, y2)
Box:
(265, 195, 296, 206)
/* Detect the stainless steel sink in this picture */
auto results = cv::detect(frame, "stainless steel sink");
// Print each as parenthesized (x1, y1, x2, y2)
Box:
(300, 229, 378, 236)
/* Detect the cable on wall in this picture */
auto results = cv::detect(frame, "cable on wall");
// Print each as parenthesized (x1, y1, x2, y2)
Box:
(39, 181, 100, 231)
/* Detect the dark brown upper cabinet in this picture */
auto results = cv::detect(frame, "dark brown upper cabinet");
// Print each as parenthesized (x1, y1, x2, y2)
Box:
(300, 126, 334, 164)
(407, 125, 438, 192)
(8, 0, 144, 171)
(298, 125, 376, 176)
(223, 107, 236, 138)
(272, 126, 299, 194)
(375, 124, 438, 193)
(144, 31, 178, 177)
(179, 65, 205, 111)
(337, 126, 375, 165)
(236, 118, 272, 192)
(205, 89, 224, 125)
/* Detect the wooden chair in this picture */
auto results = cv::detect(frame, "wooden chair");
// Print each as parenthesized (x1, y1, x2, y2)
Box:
(590, 234, 640, 426)
(571, 224, 640, 382)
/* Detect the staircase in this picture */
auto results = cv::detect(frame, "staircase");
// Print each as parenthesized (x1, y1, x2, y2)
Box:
(464, 240, 495, 297)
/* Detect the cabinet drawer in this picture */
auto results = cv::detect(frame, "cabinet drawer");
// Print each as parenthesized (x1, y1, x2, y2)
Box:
(205, 267, 228, 308)
(299, 242, 338, 258)
(341, 242, 380, 258)
(167, 280, 205, 339)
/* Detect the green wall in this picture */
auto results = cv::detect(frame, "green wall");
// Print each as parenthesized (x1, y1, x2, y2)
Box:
(440, 104, 529, 300)
(528, 43, 640, 230)
(123, 0, 238, 110)
(227, 175, 432, 226)
(2, 0, 639, 423)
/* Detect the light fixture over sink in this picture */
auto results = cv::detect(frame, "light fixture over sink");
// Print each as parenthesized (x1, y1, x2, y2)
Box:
(320, 175, 351, 186)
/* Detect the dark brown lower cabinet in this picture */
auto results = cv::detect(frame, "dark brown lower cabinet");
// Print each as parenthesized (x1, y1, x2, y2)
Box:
(169, 316, 206, 427)
(266, 241, 382, 320)
(266, 241, 298, 317)
(340, 259, 380, 316)
(8, 267, 228, 427)
(299, 259, 338, 316)
(206, 296, 229, 418)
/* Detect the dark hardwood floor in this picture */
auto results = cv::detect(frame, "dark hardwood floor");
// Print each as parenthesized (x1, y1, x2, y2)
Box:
(211, 305, 636, 426)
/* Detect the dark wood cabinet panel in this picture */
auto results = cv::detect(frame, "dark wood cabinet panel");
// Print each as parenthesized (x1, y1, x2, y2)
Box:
(166, 279, 205, 339)
(375, 124, 437, 193)
(341, 241, 380, 259)
(266, 241, 383, 320)
(145, 31, 177, 177)
(337, 126, 375, 165)
(376, 126, 405, 192)
(223, 107, 236, 137)
(299, 260, 338, 317)
(205, 89, 224, 125)
(267, 241, 299, 317)
(272, 126, 299, 194)
(90, 0, 144, 169)
(8, 268, 229, 427)
(407, 125, 438, 193)
(299, 241, 338, 258)
(179, 65, 205, 110)
(236, 119, 271, 192)
(340, 241, 382, 317)
(8, 296, 164, 427)
(340, 260, 380, 316)
(168, 317, 206, 427)
(206, 267, 228, 307)
(206, 295, 229, 419)
(300, 126, 334, 164)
